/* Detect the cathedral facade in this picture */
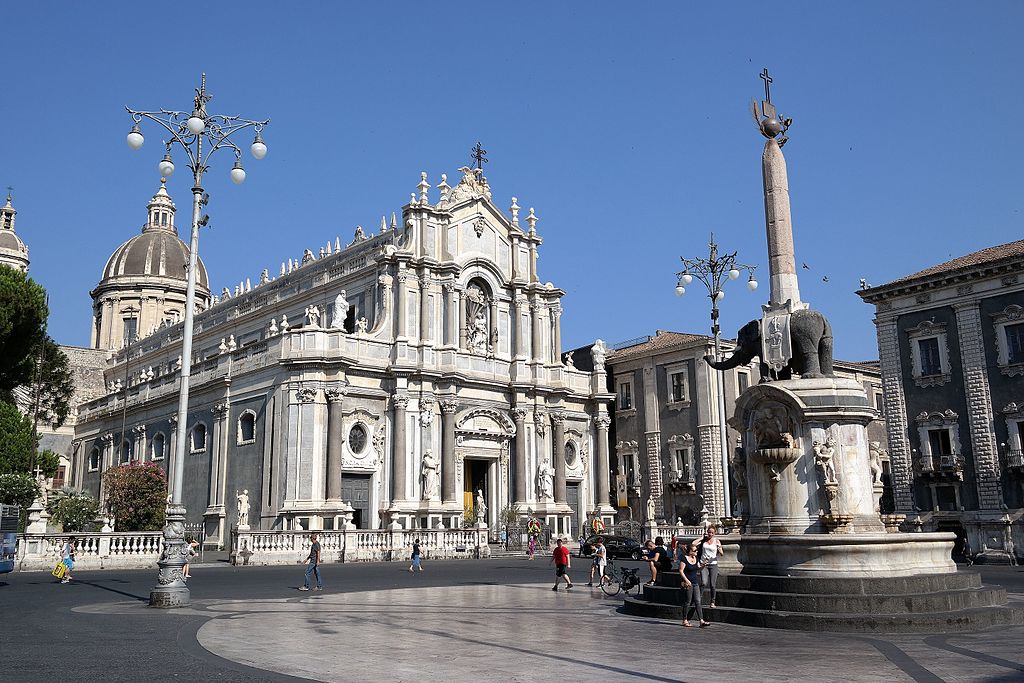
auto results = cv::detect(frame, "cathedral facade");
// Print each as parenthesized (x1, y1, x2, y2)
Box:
(71, 167, 615, 547)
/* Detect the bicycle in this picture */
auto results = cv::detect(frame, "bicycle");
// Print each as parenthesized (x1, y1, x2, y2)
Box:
(600, 560, 642, 596)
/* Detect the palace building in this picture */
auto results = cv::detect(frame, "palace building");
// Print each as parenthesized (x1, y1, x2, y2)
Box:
(69, 166, 615, 547)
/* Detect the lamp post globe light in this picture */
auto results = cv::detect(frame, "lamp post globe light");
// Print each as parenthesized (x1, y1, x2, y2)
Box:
(675, 234, 756, 519)
(125, 74, 270, 608)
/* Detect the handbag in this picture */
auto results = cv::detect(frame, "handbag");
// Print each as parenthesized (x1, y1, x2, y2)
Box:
(52, 562, 67, 579)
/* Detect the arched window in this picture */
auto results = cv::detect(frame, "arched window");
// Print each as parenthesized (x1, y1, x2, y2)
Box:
(151, 433, 166, 460)
(190, 424, 207, 453)
(89, 448, 101, 472)
(119, 440, 132, 464)
(237, 411, 257, 445)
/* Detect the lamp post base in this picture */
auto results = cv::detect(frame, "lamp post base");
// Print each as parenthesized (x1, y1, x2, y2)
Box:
(149, 502, 191, 608)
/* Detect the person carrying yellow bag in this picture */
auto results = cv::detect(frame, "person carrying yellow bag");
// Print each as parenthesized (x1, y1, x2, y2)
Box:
(51, 560, 66, 580)
(56, 537, 76, 584)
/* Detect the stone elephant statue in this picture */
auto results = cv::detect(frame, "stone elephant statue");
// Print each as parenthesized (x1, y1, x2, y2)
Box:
(704, 308, 834, 381)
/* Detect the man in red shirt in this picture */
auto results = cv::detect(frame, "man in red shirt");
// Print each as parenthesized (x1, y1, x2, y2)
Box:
(550, 538, 574, 591)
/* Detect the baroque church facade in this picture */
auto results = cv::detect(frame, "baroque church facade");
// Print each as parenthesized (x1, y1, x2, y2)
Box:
(70, 166, 615, 547)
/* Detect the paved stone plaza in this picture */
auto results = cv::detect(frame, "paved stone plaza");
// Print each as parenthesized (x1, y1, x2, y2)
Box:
(4, 559, 1024, 682)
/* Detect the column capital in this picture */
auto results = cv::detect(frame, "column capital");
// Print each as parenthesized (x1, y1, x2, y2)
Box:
(325, 388, 347, 403)
(512, 407, 528, 422)
(549, 412, 566, 427)
(594, 416, 611, 430)
(297, 387, 318, 403)
(392, 394, 410, 410)
(439, 400, 459, 415)
(212, 402, 230, 418)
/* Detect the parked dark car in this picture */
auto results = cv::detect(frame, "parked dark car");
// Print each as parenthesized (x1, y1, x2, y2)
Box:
(579, 534, 644, 560)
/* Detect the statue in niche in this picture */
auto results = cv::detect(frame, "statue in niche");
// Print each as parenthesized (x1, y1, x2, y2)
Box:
(538, 460, 555, 500)
(305, 305, 321, 328)
(332, 290, 349, 329)
(464, 283, 492, 354)
(813, 436, 837, 485)
(475, 489, 487, 521)
(752, 406, 797, 449)
(421, 451, 439, 500)
(236, 489, 250, 527)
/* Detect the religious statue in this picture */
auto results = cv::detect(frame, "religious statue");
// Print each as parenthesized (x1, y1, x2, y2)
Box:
(590, 339, 608, 371)
(564, 353, 576, 369)
(269, 318, 279, 336)
(259, 269, 269, 285)
(421, 451, 439, 500)
(356, 317, 368, 334)
(236, 489, 250, 528)
(301, 249, 315, 265)
(537, 461, 555, 500)
(280, 314, 290, 333)
(332, 290, 350, 329)
(646, 495, 656, 522)
(469, 310, 488, 353)
(305, 305, 321, 328)
(813, 437, 837, 485)
(475, 489, 487, 521)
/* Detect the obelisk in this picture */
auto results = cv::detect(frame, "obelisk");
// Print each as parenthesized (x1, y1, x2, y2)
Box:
(754, 70, 804, 311)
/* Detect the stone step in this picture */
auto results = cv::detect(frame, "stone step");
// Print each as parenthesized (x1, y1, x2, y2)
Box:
(641, 584, 1006, 613)
(658, 570, 982, 594)
(623, 597, 1024, 633)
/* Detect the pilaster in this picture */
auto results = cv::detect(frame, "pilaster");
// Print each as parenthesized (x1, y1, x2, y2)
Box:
(875, 316, 915, 512)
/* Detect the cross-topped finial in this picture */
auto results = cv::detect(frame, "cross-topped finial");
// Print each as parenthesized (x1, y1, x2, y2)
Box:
(471, 141, 488, 170)
(760, 68, 773, 103)
(5, 186, 12, 202)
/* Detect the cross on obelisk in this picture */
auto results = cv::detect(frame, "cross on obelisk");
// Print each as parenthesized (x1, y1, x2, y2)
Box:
(471, 142, 488, 170)
(760, 68, 773, 103)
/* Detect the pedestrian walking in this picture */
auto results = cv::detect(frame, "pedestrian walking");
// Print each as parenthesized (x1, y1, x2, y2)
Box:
(550, 538, 574, 591)
(59, 536, 76, 584)
(697, 525, 724, 608)
(586, 537, 610, 587)
(183, 538, 199, 579)
(409, 538, 423, 572)
(680, 539, 710, 628)
(527, 535, 537, 560)
(298, 533, 323, 591)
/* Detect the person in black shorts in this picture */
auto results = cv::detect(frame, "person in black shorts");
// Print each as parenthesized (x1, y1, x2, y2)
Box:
(550, 538, 574, 591)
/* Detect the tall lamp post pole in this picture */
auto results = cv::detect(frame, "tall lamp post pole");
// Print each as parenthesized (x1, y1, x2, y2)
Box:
(676, 234, 757, 520)
(125, 74, 270, 608)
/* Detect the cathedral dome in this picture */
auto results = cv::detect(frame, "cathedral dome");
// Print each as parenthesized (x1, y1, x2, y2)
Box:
(0, 191, 29, 273)
(97, 180, 209, 290)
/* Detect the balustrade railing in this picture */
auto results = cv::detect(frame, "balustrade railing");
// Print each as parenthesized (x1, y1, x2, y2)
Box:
(16, 531, 164, 571)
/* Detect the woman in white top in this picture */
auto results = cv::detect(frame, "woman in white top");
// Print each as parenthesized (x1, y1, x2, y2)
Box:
(587, 538, 610, 587)
(698, 525, 724, 608)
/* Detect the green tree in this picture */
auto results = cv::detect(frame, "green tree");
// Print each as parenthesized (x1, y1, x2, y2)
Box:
(26, 338, 75, 429)
(0, 401, 45, 475)
(48, 489, 100, 532)
(103, 462, 167, 531)
(0, 266, 48, 394)
(0, 472, 40, 509)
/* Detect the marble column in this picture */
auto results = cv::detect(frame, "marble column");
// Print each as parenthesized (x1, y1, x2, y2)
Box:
(530, 300, 542, 363)
(325, 390, 345, 500)
(440, 400, 459, 504)
(419, 275, 431, 344)
(392, 394, 409, 501)
(552, 413, 566, 504)
(395, 271, 409, 339)
(444, 283, 458, 347)
(595, 416, 611, 507)
(552, 305, 562, 364)
(513, 408, 528, 502)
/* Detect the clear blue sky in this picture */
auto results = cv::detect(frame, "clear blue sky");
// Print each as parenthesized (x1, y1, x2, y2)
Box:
(3, 3, 1021, 361)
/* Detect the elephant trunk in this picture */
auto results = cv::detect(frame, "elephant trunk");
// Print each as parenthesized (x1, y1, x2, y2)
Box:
(704, 348, 753, 371)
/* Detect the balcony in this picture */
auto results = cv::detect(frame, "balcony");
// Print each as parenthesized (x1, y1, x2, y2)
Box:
(666, 469, 696, 492)
(919, 452, 964, 480)
(1008, 449, 1024, 471)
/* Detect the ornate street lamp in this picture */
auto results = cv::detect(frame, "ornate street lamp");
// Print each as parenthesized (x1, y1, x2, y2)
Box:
(675, 233, 757, 519)
(125, 74, 270, 608)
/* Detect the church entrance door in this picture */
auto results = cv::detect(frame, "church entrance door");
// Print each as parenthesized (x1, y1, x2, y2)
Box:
(342, 474, 370, 529)
(566, 483, 580, 537)
(463, 459, 489, 522)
